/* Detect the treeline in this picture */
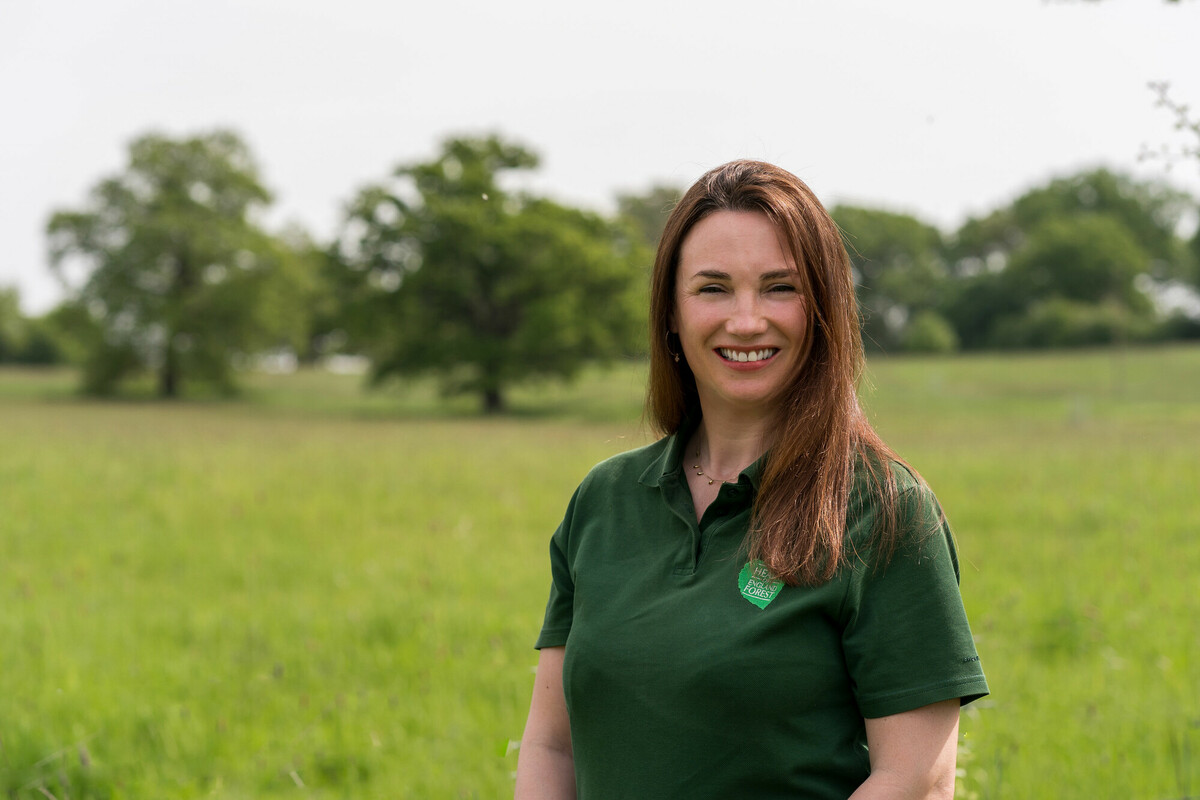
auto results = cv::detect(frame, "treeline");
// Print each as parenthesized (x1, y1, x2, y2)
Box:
(1, 130, 1198, 409)
(832, 170, 1200, 354)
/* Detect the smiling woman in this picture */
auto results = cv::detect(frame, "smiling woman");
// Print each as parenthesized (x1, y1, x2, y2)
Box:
(515, 160, 988, 800)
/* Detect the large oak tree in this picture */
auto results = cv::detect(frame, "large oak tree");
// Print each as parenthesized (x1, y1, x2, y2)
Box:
(47, 130, 309, 396)
(334, 135, 645, 413)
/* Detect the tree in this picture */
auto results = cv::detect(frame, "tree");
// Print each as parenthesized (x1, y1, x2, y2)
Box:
(984, 214, 1156, 348)
(616, 184, 683, 251)
(1142, 82, 1200, 180)
(901, 310, 959, 354)
(1004, 214, 1152, 311)
(950, 169, 1192, 280)
(334, 135, 645, 413)
(831, 205, 949, 352)
(46, 130, 309, 397)
(0, 288, 68, 365)
(946, 168, 1196, 348)
(0, 288, 22, 362)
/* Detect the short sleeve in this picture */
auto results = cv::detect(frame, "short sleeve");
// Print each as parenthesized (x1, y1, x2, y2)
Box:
(841, 485, 989, 718)
(534, 490, 578, 649)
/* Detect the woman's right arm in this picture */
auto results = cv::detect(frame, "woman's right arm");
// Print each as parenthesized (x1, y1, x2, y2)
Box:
(514, 646, 575, 799)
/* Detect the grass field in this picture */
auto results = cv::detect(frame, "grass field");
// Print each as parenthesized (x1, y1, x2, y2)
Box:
(1, 346, 1197, 798)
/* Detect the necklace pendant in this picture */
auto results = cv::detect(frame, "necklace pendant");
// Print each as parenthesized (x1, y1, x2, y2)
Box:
(707, 478, 714, 485)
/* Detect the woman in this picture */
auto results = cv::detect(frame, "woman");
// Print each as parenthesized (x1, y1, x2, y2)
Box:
(515, 160, 987, 799)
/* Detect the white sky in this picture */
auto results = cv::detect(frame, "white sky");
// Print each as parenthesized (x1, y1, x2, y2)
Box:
(3, 0, 1199, 313)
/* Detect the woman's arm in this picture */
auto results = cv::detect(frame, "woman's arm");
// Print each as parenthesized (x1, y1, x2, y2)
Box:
(849, 699, 960, 800)
(514, 646, 575, 800)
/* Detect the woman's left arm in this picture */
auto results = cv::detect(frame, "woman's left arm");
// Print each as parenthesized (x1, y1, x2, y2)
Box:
(849, 699, 960, 800)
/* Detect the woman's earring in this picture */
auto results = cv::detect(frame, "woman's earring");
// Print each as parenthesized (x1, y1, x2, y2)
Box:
(665, 331, 681, 363)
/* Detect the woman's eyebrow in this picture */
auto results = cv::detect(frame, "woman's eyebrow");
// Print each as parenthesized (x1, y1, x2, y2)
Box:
(760, 270, 798, 281)
(690, 269, 730, 280)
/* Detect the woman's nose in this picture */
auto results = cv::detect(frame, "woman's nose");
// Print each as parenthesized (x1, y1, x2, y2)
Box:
(726, 293, 769, 337)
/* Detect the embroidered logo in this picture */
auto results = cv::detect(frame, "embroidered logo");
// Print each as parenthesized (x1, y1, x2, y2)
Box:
(738, 560, 783, 609)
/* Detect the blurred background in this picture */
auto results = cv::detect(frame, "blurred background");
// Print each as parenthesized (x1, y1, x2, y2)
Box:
(2, 1, 1198, 797)
(2, 0, 1199, 381)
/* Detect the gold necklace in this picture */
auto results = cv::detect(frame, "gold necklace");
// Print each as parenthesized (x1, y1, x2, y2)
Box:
(691, 448, 738, 486)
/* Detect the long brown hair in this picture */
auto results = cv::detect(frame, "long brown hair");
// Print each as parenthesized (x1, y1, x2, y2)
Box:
(646, 159, 909, 586)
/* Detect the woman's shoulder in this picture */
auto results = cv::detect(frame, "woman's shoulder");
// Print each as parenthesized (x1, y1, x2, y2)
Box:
(846, 452, 945, 558)
(580, 434, 672, 490)
(849, 452, 927, 501)
(555, 436, 673, 526)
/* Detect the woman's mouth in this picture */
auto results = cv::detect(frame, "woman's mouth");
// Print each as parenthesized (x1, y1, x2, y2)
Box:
(717, 348, 779, 363)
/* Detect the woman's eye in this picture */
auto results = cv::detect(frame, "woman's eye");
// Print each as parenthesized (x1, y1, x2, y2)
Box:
(698, 285, 726, 294)
(767, 284, 797, 293)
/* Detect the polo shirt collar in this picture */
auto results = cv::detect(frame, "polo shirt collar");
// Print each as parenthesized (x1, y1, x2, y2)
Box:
(638, 415, 766, 491)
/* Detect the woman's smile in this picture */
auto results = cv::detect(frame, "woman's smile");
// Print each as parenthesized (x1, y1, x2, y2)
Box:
(717, 347, 780, 364)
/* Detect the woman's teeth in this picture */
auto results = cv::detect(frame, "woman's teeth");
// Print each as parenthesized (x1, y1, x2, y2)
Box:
(719, 348, 778, 363)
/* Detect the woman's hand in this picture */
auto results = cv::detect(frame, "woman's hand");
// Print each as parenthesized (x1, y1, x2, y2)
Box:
(514, 646, 575, 799)
(849, 699, 960, 799)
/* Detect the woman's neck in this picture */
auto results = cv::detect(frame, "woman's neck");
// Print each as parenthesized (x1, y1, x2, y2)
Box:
(692, 409, 775, 480)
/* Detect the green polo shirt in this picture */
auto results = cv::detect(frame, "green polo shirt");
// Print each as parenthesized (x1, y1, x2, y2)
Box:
(536, 423, 988, 799)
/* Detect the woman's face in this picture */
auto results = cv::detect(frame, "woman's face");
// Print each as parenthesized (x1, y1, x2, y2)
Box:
(672, 210, 808, 420)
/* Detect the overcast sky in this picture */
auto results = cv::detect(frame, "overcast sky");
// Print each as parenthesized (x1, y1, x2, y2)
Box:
(3, 0, 1199, 313)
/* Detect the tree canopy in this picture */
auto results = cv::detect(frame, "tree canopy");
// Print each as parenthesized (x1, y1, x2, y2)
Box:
(616, 184, 682, 251)
(46, 131, 310, 396)
(951, 169, 1191, 275)
(944, 168, 1195, 349)
(332, 135, 646, 412)
(832, 205, 949, 352)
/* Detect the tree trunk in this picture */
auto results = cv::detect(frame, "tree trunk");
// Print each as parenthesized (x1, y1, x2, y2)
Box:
(482, 386, 504, 414)
(160, 343, 179, 398)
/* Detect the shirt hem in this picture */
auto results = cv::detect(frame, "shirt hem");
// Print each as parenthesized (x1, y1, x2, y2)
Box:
(859, 677, 990, 719)
(534, 627, 571, 650)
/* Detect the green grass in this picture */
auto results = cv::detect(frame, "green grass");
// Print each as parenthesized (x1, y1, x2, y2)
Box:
(1, 346, 1197, 798)
(862, 348, 1200, 798)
